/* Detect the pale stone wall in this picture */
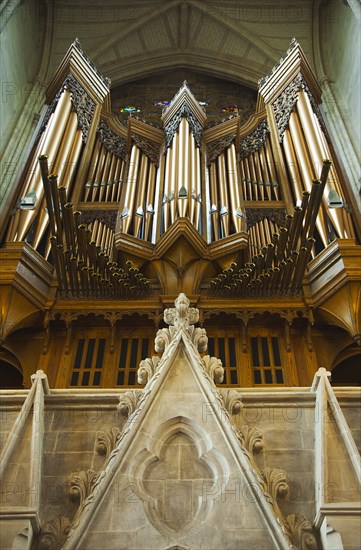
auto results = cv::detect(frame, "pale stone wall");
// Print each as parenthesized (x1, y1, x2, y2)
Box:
(1, 387, 360, 549)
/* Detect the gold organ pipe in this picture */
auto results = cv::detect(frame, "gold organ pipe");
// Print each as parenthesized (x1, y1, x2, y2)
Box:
(189, 132, 196, 225)
(50, 236, 63, 291)
(123, 145, 140, 233)
(229, 143, 242, 232)
(289, 111, 328, 246)
(287, 206, 303, 253)
(280, 257, 294, 292)
(289, 111, 316, 182)
(144, 162, 156, 241)
(248, 154, 258, 200)
(298, 92, 346, 238)
(259, 148, 272, 200)
(209, 162, 219, 240)
(255, 222, 262, 251)
(194, 144, 201, 232)
(163, 145, 173, 232)
(7, 118, 52, 241)
(170, 132, 178, 224)
(178, 118, 185, 198)
(301, 179, 324, 245)
(277, 227, 288, 261)
(264, 243, 275, 269)
(48, 174, 62, 237)
(116, 160, 125, 202)
(61, 129, 83, 197)
(53, 111, 79, 184)
(134, 153, 148, 237)
(178, 118, 186, 217)
(180, 119, 190, 218)
(32, 111, 77, 248)
(264, 137, 276, 177)
(105, 154, 117, 202)
(297, 92, 326, 186)
(57, 186, 71, 251)
(15, 90, 73, 241)
(65, 250, 75, 293)
(258, 220, 266, 248)
(240, 159, 248, 200)
(63, 203, 76, 253)
(218, 153, 229, 237)
(243, 157, 253, 200)
(316, 117, 353, 239)
(85, 138, 101, 201)
(98, 151, 112, 202)
(111, 158, 121, 202)
(38, 155, 56, 236)
(92, 147, 107, 201)
(293, 238, 315, 291)
(100, 224, 108, 251)
(253, 151, 265, 201)
(264, 217, 272, 243)
(57, 244, 68, 292)
(283, 129, 304, 202)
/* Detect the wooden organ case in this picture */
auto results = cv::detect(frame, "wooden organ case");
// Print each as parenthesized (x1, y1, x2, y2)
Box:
(0, 38, 360, 390)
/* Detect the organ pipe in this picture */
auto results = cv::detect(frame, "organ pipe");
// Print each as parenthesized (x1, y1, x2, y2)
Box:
(10, 90, 73, 242)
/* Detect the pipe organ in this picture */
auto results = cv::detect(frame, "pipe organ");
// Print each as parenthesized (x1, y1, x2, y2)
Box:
(1, 37, 360, 393)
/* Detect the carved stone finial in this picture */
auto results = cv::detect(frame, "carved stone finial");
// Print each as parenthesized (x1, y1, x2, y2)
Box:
(164, 293, 199, 329)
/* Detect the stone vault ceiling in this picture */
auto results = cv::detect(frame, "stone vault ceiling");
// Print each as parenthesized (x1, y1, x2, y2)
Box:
(50, 0, 315, 88)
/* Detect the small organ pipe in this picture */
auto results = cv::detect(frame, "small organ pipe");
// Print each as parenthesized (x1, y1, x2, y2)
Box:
(85, 138, 101, 200)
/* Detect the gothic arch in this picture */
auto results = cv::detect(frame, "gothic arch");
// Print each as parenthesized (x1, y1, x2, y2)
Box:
(330, 344, 361, 386)
(0, 347, 24, 389)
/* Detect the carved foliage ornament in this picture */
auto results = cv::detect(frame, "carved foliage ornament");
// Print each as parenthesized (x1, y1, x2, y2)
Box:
(273, 72, 329, 143)
(239, 119, 269, 159)
(132, 133, 160, 166)
(96, 427, 122, 458)
(207, 132, 236, 164)
(97, 120, 127, 160)
(38, 516, 72, 550)
(245, 207, 286, 228)
(80, 209, 117, 229)
(164, 102, 203, 151)
(37, 73, 95, 144)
